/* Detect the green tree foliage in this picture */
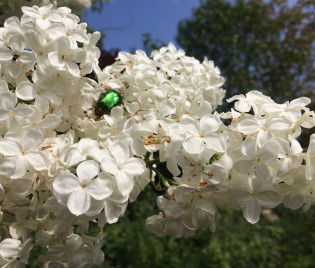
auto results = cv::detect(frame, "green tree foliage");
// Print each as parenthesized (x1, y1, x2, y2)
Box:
(91, 0, 112, 12)
(176, 0, 315, 107)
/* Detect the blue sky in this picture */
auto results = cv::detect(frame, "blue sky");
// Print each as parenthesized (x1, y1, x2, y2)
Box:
(83, 0, 297, 53)
(83, 0, 200, 52)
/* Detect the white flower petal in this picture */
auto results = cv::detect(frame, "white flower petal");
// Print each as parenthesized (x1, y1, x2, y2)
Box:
(283, 188, 304, 210)
(290, 97, 311, 109)
(9, 35, 25, 53)
(65, 61, 80, 77)
(0, 158, 15, 177)
(38, 114, 61, 130)
(234, 159, 255, 174)
(0, 92, 16, 110)
(21, 128, 43, 152)
(110, 141, 129, 165)
(256, 189, 282, 208)
(87, 177, 113, 200)
(259, 140, 280, 163)
(11, 156, 27, 179)
(183, 136, 204, 154)
(67, 189, 91, 216)
(14, 105, 34, 118)
(116, 171, 134, 196)
(36, 17, 50, 30)
(19, 51, 36, 64)
(8, 61, 22, 78)
(78, 138, 99, 152)
(25, 151, 49, 171)
(48, 52, 64, 68)
(84, 199, 104, 217)
(10, 178, 32, 197)
(76, 160, 100, 183)
(0, 137, 21, 156)
(46, 11, 62, 22)
(256, 130, 272, 147)
(167, 157, 181, 176)
(243, 198, 262, 224)
(158, 99, 176, 118)
(200, 114, 221, 134)
(228, 187, 252, 203)
(104, 200, 126, 224)
(180, 117, 200, 135)
(64, 148, 86, 167)
(157, 197, 183, 218)
(237, 119, 260, 135)
(204, 134, 226, 152)
(21, 6, 40, 18)
(255, 163, 275, 182)
(0, 46, 13, 61)
(53, 173, 81, 195)
(277, 157, 293, 177)
(101, 156, 118, 175)
(121, 158, 146, 177)
(0, 238, 22, 258)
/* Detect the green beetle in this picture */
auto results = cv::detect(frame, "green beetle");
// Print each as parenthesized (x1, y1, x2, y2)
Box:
(95, 90, 122, 117)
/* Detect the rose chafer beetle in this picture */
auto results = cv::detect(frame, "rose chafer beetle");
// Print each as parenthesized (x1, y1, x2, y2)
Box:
(95, 90, 122, 117)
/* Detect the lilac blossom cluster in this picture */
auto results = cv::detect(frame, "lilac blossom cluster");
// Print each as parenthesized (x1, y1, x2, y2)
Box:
(0, 4, 314, 267)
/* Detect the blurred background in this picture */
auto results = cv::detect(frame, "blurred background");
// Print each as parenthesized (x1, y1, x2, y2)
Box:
(18, 0, 314, 267)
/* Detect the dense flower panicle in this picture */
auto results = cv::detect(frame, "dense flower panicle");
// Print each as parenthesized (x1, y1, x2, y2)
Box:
(0, 0, 92, 25)
(147, 90, 315, 237)
(0, 4, 314, 267)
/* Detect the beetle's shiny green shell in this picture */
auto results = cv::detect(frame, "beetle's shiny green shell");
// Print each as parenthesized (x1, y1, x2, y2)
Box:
(95, 90, 122, 117)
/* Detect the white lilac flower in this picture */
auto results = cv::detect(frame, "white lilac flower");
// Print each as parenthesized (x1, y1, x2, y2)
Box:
(275, 166, 306, 210)
(48, 36, 81, 77)
(47, 13, 88, 49)
(0, 91, 34, 134)
(53, 160, 114, 216)
(228, 177, 282, 224)
(276, 136, 303, 177)
(0, 128, 49, 178)
(236, 117, 291, 147)
(227, 90, 273, 115)
(234, 137, 280, 183)
(62, 138, 104, 167)
(263, 96, 311, 124)
(21, 4, 62, 30)
(101, 141, 146, 197)
(16, 80, 58, 112)
(0, 34, 36, 78)
(24, 30, 57, 65)
(180, 114, 227, 155)
(79, 31, 101, 75)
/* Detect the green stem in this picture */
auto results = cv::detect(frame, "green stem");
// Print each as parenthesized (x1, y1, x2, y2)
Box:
(144, 152, 175, 191)
(146, 159, 162, 166)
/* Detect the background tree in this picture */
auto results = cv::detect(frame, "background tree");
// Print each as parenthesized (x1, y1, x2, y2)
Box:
(176, 0, 315, 109)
